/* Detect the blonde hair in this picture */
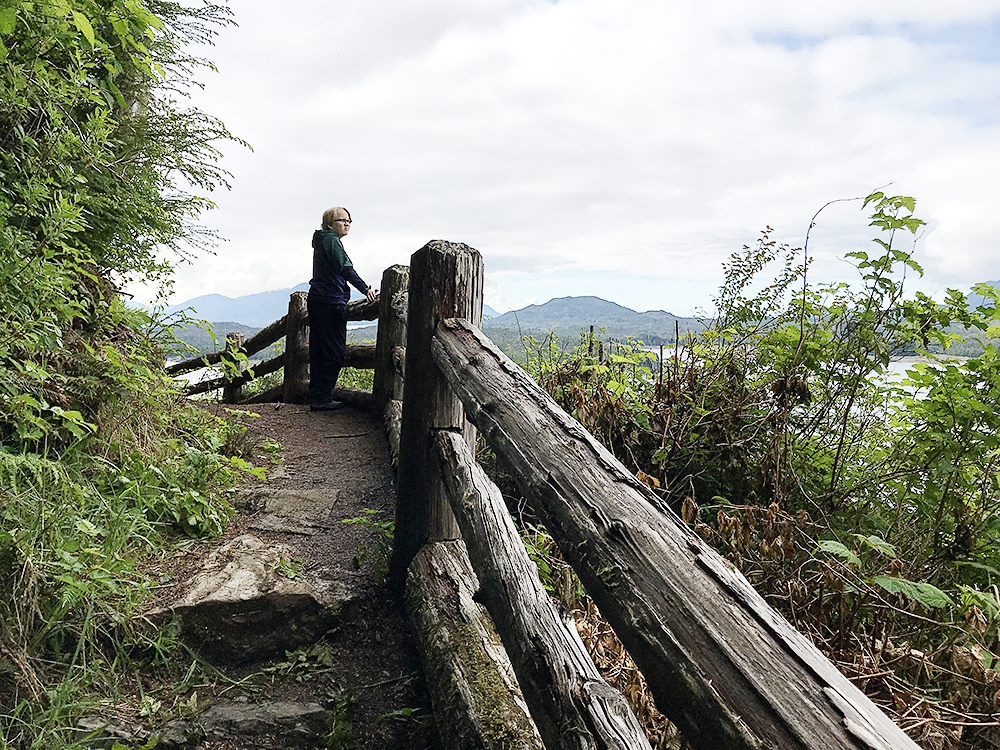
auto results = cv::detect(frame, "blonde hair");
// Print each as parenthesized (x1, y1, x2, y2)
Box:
(321, 206, 351, 230)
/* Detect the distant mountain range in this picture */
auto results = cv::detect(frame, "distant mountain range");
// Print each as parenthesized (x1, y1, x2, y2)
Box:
(163, 282, 502, 327)
(164, 285, 705, 356)
(162, 277, 1000, 333)
(482, 296, 706, 347)
(164, 280, 1000, 360)
(161, 283, 311, 327)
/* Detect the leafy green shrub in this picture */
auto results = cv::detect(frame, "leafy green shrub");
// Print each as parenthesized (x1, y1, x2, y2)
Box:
(339, 366, 375, 391)
(0, 0, 254, 745)
(514, 194, 1000, 747)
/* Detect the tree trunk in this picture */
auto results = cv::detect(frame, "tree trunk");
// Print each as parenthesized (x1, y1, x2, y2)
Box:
(345, 295, 379, 322)
(222, 332, 246, 404)
(430, 317, 920, 750)
(384, 399, 403, 465)
(329, 384, 372, 409)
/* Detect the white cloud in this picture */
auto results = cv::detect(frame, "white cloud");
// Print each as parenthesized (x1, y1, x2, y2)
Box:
(143, 0, 1000, 316)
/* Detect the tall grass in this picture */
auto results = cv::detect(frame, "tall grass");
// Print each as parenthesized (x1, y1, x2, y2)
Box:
(0, 387, 258, 749)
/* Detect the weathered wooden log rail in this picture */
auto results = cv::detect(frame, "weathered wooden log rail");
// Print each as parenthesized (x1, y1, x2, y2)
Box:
(172, 242, 921, 749)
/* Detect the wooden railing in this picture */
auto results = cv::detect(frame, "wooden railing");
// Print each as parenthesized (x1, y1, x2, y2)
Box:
(389, 242, 919, 750)
(165, 294, 380, 404)
(170, 241, 920, 750)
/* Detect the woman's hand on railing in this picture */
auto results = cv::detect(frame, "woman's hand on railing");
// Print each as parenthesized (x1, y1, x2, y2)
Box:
(366, 287, 378, 303)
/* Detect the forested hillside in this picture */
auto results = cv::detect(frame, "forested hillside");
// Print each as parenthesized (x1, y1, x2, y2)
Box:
(166, 321, 279, 360)
(484, 295, 706, 345)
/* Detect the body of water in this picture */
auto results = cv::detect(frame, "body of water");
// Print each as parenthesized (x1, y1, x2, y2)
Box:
(886, 355, 969, 383)
(165, 360, 222, 385)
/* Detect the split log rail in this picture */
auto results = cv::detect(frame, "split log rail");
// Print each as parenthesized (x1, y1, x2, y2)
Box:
(170, 241, 921, 750)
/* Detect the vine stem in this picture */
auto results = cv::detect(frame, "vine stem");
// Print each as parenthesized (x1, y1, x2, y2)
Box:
(795, 195, 867, 359)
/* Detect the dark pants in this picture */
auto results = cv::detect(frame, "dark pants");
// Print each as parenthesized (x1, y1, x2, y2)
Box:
(307, 297, 347, 405)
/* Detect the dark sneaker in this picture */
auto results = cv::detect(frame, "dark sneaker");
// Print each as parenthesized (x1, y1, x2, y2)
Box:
(310, 400, 344, 412)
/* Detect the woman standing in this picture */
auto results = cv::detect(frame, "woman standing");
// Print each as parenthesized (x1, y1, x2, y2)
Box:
(307, 206, 377, 411)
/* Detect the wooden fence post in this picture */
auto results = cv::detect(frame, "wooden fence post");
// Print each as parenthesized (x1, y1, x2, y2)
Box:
(373, 264, 409, 417)
(390, 241, 482, 588)
(283, 291, 309, 404)
(221, 332, 246, 404)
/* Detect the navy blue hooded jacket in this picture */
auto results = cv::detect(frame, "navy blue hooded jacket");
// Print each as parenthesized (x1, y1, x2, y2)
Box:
(309, 229, 369, 304)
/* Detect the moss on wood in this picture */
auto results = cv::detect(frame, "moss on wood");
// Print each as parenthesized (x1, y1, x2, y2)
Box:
(406, 541, 543, 750)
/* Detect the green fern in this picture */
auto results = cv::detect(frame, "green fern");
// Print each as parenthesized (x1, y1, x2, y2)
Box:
(0, 452, 78, 502)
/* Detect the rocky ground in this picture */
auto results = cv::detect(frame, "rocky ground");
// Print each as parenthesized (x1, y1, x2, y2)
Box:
(140, 401, 438, 750)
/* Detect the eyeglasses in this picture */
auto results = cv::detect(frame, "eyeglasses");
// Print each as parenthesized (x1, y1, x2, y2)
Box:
(335, 219, 352, 224)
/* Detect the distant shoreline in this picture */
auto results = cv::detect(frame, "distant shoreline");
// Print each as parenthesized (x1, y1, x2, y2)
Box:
(892, 354, 970, 365)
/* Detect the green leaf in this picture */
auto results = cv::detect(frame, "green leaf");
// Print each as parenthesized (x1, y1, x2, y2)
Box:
(0, 7, 16, 34)
(71, 10, 95, 47)
(126, 0, 165, 32)
(959, 585, 1000, 620)
(47, 0, 72, 17)
(873, 576, 955, 609)
(863, 191, 885, 209)
(854, 534, 896, 558)
(607, 379, 626, 395)
(75, 519, 101, 538)
(954, 560, 1000, 578)
(817, 540, 861, 567)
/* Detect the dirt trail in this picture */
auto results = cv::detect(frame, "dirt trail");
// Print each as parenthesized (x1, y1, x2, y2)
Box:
(161, 401, 436, 749)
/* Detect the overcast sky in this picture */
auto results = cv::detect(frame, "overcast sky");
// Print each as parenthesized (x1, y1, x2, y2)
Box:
(148, 0, 1000, 316)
